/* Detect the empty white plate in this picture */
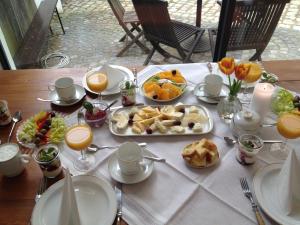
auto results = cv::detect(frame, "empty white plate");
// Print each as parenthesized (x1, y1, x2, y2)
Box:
(82, 65, 134, 96)
(108, 149, 154, 184)
(253, 164, 300, 225)
(31, 175, 117, 225)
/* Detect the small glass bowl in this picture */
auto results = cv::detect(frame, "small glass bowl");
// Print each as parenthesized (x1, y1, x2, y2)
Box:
(82, 102, 108, 128)
(33, 144, 62, 178)
(236, 134, 264, 165)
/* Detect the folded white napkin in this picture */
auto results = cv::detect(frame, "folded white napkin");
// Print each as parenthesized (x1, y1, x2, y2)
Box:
(277, 149, 300, 215)
(58, 169, 81, 225)
(99, 64, 124, 90)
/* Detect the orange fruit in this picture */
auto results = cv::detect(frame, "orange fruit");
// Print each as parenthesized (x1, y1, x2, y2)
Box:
(277, 113, 300, 139)
(244, 63, 262, 83)
(143, 81, 156, 93)
(158, 88, 170, 100)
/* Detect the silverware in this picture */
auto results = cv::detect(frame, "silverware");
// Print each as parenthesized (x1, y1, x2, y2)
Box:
(77, 110, 84, 124)
(87, 142, 147, 152)
(115, 184, 123, 225)
(104, 100, 118, 112)
(35, 177, 48, 202)
(195, 95, 226, 99)
(224, 136, 282, 146)
(143, 156, 166, 162)
(110, 103, 144, 111)
(8, 111, 22, 142)
(37, 97, 79, 103)
(132, 68, 138, 88)
(207, 62, 213, 74)
(240, 178, 265, 225)
(260, 123, 276, 128)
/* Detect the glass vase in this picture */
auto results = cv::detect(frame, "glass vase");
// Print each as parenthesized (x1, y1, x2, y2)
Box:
(217, 94, 242, 124)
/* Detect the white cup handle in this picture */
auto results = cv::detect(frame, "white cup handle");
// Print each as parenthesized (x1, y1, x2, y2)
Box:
(20, 154, 31, 164)
(48, 85, 55, 92)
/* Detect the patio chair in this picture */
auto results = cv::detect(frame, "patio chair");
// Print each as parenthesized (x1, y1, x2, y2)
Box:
(208, 0, 290, 61)
(132, 0, 205, 65)
(107, 0, 149, 57)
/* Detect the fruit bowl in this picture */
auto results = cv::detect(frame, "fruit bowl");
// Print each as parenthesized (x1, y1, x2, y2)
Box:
(142, 70, 187, 102)
(82, 102, 108, 128)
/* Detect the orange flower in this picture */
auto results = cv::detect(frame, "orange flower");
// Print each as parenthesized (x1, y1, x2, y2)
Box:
(235, 63, 250, 80)
(218, 57, 235, 75)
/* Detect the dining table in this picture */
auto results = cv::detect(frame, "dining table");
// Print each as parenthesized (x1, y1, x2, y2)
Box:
(0, 60, 299, 225)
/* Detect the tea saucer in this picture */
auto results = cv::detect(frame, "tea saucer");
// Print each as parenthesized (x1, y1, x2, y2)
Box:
(108, 149, 154, 184)
(49, 84, 86, 106)
(194, 83, 229, 104)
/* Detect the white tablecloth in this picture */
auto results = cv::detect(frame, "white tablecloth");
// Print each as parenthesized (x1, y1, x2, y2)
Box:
(60, 63, 300, 225)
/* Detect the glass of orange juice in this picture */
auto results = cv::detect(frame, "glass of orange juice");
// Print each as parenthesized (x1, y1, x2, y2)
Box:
(65, 124, 94, 171)
(270, 112, 300, 160)
(86, 72, 108, 102)
(242, 62, 262, 103)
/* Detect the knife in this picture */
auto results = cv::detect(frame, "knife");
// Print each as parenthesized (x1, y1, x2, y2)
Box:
(115, 184, 123, 225)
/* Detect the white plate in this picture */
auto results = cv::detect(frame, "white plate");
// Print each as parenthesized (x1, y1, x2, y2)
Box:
(49, 84, 86, 106)
(109, 105, 214, 137)
(82, 65, 134, 96)
(253, 164, 300, 225)
(193, 82, 229, 104)
(31, 175, 117, 225)
(108, 149, 154, 184)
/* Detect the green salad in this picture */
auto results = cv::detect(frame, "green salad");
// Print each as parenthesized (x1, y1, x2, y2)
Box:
(271, 89, 295, 114)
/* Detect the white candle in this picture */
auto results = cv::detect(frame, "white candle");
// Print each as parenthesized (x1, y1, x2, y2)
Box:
(251, 83, 275, 119)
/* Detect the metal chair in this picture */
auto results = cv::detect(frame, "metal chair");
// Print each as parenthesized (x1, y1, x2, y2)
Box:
(107, 0, 149, 57)
(209, 0, 290, 61)
(132, 0, 205, 65)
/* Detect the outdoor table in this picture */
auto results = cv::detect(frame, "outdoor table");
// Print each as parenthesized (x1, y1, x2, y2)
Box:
(0, 60, 299, 225)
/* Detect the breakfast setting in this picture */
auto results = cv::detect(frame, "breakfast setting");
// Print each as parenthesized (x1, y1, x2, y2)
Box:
(0, 58, 300, 225)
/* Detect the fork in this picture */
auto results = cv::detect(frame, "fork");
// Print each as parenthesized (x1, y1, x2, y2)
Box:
(35, 177, 48, 202)
(240, 178, 265, 225)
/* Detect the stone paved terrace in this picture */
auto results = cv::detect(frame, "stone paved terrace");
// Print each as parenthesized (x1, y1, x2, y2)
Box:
(45, 0, 300, 68)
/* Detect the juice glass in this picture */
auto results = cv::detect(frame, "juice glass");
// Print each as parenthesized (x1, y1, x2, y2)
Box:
(65, 124, 94, 171)
(86, 72, 108, 102)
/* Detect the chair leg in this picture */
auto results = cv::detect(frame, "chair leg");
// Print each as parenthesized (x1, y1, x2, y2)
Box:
(121, 25, 149, 54)
(208, 29, 216, 60)
(144, 47, 156, 65)
(183, 33, 203, 63)
(119, 27, 136, 42)
(117, 30, 144, 57)
(49, 25, 53, 35)
(151, 42, 172, 59)
(249, 49, 263, 61)
(55, 7, 65, 34)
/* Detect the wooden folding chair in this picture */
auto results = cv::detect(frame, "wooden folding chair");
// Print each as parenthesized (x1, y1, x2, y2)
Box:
(107, 0, 149, 57)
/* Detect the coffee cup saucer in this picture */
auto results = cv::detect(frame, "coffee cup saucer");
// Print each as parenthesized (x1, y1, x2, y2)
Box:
(108, 149, 154, 184)
(49, 84, 86, 106)
(193, 83, 229, 104)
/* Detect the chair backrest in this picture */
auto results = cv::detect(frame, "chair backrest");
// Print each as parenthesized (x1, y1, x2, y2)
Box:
(131, 0, 180, 48)
(227, 0, 290, 50)
(107, 0, 125, 25)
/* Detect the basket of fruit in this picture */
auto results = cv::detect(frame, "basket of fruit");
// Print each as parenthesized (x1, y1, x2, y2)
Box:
(142, 69, 187, 102)
(17, 111, 66, 148)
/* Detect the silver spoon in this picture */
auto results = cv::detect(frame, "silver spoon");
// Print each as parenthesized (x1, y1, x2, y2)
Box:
(104, 100, 118, 112)
(8, 111, 22, 142)
(143, 156, 166, 162)
(37, 97, 79, 103)
(207, 62, 213, 74)
(224, 136, 282, 145)
(87, 142, 147, 152)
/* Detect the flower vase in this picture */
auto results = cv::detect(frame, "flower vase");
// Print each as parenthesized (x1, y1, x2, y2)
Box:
(217, 94, 242, 123)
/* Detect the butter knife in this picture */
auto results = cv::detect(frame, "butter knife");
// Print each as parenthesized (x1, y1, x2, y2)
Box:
(115, 185, 123, 225)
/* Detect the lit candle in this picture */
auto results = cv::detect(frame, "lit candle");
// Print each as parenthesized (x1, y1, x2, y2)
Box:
(251, 83, 275, 119)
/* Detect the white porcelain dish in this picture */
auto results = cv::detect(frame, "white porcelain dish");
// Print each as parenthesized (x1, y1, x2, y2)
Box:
(109, 104, 213, 137)
(49, 84, 86, 106)
(253, 164, 300, 225)
(108, 148, 154, 184)
(194, 82, 229, 104)
(31, 175, 117, 225)
(82, 65, 134, 96)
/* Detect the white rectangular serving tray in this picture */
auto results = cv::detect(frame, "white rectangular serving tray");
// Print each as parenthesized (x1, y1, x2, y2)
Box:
(109, 104, 213, 137)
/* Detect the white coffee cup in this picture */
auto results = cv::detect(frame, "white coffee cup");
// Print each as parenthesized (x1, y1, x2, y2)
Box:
(48, 77, 76, 100)
(203, 75, 223, 97)
(0, 143, 30, 177)
(117, 142, 143, 175)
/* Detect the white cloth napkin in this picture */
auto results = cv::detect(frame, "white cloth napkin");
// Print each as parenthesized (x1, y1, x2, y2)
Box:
(100, 64, 124, 90)
(58, 169, 81, 225)
(277, 149, 300, 215)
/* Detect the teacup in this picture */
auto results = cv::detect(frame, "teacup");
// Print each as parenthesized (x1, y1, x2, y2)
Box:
(48, 77, 76, 100)
(0, 143, 30, 177)
(203, 75, 223, 97)
(117, 142, 143, 175)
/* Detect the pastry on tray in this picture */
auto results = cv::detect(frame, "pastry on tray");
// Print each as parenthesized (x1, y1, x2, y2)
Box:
(182, 138, 219, 168)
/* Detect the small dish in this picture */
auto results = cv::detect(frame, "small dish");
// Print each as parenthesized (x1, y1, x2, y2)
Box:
(82, 102, 109, 128)
(108, 149, 154, 184)
(49, 84, 85, 106)
(194, 83, 229, 104)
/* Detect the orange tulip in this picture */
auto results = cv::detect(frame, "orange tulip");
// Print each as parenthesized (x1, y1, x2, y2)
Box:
(218, 57, 235, 75)
(235, 63, 250, 80)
